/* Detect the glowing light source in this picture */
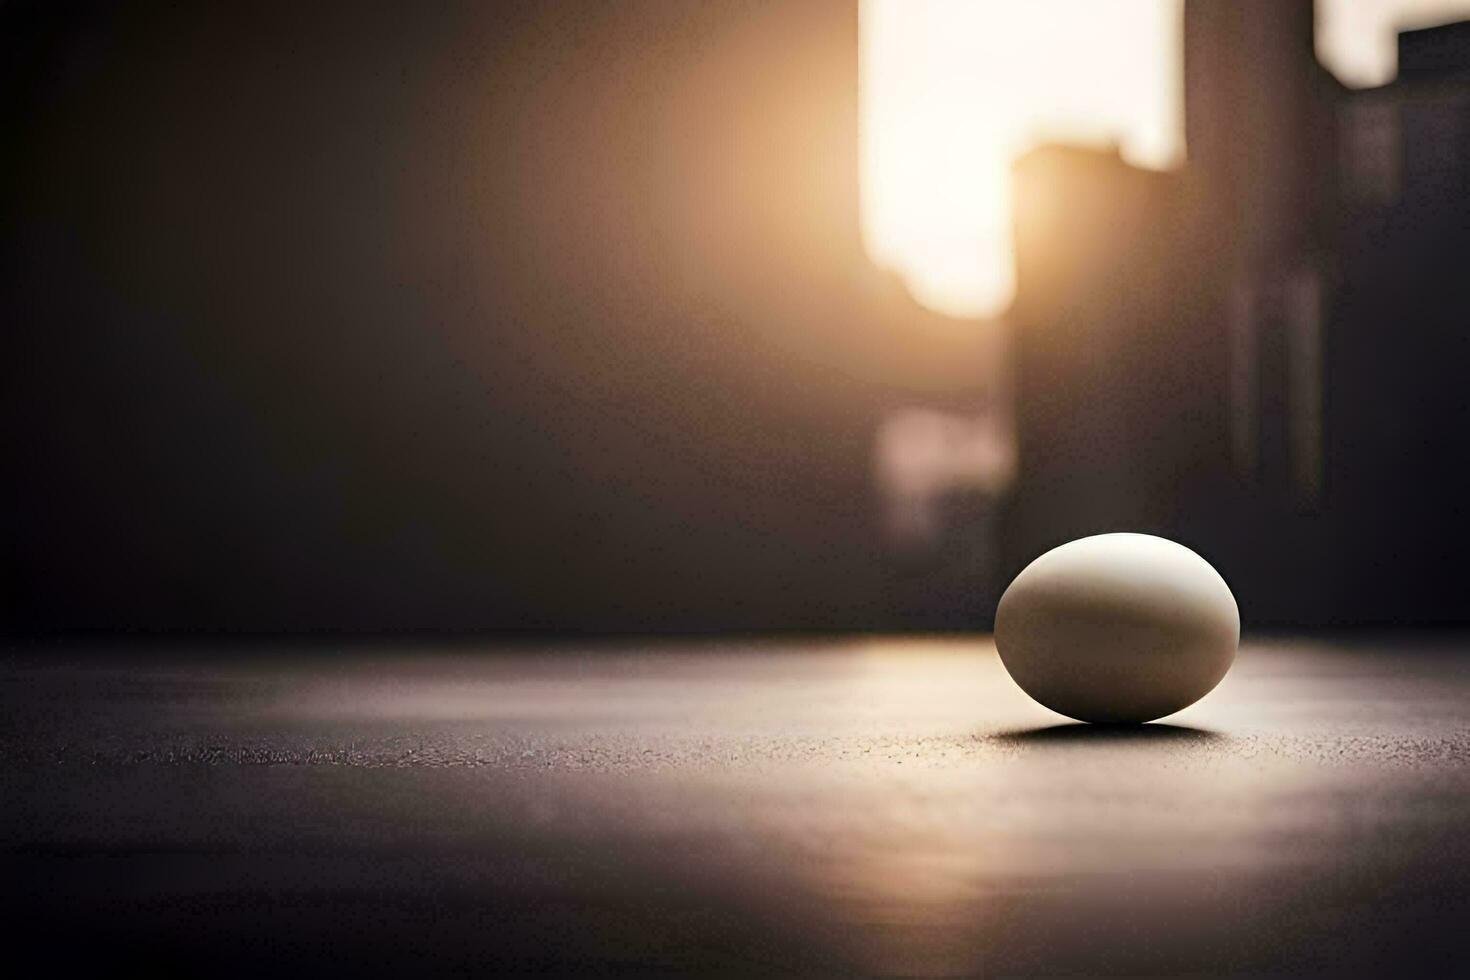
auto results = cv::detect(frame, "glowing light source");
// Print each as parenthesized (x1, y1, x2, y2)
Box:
(859, 0, 1183, 320)
(858, 0, 1470, 321)
(1317, 0, 1470, 87)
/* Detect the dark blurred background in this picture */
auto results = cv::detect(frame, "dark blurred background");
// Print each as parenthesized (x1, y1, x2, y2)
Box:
(3, 0, 1468, 633)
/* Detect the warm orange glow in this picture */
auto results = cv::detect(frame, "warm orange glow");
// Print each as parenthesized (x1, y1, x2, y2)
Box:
(859, 0, 1470, 321)
(859, 0, 1183, 320)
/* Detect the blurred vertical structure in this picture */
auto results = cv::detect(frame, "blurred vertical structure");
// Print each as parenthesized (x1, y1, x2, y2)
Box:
(1004, 0, 1470, 625)
(1327, 18, 1470, 622)
(1181, 0, 1338, 623)
(1007, 146, 1197, 552)
(1184, 0, 1333, 498)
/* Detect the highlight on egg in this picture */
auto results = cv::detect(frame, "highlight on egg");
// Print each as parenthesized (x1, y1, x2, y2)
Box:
(995, 533, 1240, 725)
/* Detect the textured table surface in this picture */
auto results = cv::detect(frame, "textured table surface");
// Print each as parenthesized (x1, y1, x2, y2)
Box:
(3, 636, 1468, 977)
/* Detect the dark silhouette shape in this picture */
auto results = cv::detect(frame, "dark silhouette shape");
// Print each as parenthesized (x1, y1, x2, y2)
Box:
(1006, 0, 1470, 627)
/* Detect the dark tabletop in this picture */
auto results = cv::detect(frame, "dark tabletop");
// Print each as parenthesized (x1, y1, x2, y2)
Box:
(3, 636, 1468, 977)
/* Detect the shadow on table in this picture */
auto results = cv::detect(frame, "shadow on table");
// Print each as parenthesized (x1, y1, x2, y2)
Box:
(993, 722, 1222, 744)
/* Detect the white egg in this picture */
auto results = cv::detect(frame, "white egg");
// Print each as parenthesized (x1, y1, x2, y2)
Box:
(995, 533, 1239, 724)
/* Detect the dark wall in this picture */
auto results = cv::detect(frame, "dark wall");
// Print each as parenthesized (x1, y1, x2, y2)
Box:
(1, 0, 995, 632)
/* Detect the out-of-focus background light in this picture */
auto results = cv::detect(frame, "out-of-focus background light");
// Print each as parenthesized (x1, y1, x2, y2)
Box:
(860, 0, 1470, 321)
(1318, 0, 1470, 85)
(859, 0, 1183, 320)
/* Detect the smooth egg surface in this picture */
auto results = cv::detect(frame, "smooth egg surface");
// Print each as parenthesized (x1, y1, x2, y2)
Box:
(995, 533, 1239, 724)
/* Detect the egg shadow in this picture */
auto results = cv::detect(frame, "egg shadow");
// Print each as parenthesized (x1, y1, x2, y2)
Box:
(993, 722, 1222, 745)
